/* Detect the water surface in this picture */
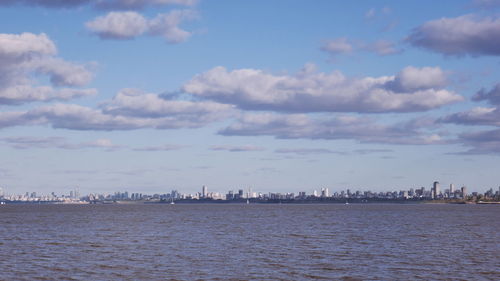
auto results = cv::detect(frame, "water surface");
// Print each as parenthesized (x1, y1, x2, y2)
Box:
(1, 204, 498, 280)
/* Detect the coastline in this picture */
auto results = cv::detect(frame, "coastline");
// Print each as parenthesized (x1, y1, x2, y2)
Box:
(2, 198, 499, 205)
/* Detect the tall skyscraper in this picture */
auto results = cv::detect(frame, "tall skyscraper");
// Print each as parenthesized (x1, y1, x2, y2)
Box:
(432, 181, 440, 199)
(461, 186, 467, 198)
(202, 185, 207, 198)
(321, 188, 329, 198)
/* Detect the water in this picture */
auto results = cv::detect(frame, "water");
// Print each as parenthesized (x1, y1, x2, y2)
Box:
(0, 204, 498, 280)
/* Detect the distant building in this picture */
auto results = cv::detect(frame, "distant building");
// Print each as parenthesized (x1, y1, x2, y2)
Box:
(202, 185, 207, 198)
(171, 190, 179, 199)
(321, 188, 329, 198)
(432, 181, 440, 199)
(402, 190, 409, 199)
(461, 186, 467, 198)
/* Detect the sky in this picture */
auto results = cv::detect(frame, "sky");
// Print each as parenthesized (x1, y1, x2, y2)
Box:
(1, 0, 500, 196)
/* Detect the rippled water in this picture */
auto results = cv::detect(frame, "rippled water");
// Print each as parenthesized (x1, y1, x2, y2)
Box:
(0, 204, 499, 280)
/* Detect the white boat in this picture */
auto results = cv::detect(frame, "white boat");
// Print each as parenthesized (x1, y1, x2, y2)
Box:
(246, 199, 249, 204)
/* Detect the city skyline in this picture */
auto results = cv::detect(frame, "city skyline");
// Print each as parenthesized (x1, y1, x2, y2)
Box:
(2, 181, 500, 202)
(1, 0, 500, 194)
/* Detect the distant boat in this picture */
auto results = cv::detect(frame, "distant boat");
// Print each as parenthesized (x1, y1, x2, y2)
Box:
(345, 200, 349, 205)
(170, 198, 175, 205)
(246, 199, 249, 204)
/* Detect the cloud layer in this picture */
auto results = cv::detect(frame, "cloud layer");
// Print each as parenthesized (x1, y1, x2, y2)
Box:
(94, 0, 197, 10)
(86, 10, 196, 43)
(441, 83, 500, 127)
(0, 0, 196, 10)
(441, 83, 500, 154)
(210, 145, 265, 152)
(219, 113, 445, 145)
(101, 88, 234, 119)
(408, 15, 500, 56)
(0, 33, 95, 105)
(275, 148, 345, 156)
(0, 136, 121, 150)
(456, 129, 500, 154)
(322, 38, 401, 57)
(321, 38, 353, 56)
(183, 64, 462, 113)
(0, 89, 233, 131)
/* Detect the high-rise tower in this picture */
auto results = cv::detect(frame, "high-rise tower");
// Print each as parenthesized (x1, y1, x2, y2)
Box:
(202, 185, 207, 198)
(432, 181, 440, 199)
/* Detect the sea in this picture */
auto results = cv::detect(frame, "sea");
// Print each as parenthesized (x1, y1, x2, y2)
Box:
(0, 203, 498, 280)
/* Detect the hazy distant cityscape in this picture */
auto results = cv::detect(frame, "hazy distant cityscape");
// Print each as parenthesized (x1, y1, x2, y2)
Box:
(1, 181, 499, 204)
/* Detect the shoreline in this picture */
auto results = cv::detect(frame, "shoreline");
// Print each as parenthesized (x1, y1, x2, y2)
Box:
(1, 199, 499, 205)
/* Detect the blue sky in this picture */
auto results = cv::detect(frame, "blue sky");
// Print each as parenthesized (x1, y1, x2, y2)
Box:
(1, 0, 500, 195)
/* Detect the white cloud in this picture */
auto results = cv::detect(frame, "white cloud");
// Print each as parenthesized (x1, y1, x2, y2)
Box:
(95, 0, 197, 10)
(33, 58, 95, 87)
(0, 0, 196, 10)
(101, 88, 234, 118)
(148, 9, 197, 43)
(219, 113, 447, 145)
(0, 32, 95, 105)
(0, 88, 234, 131)
(455, 128, 500, 154)
(85, 138, 121, 149)
(441, 83, 500, 127)
(182, 64, 462, 113)
(442, 106, 500, 127)
(365, 40, 401, 55)
(0, 86, 96, 105)
(86, 10, 196, 43)
(408, 14, 500, 56)
(0, 32, 56, 58)
(275, 148, 345, 155)
(386, 66, 447, 92)
(321, 38, 353, 55)
(132, 144, 185, 151)
(0, 136, 122, 150)
(323, 38, 402, 57)
(210, 145, 265, 152)
(86, 11, 148, 39)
